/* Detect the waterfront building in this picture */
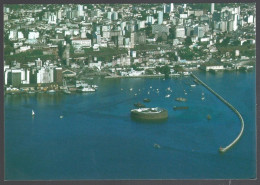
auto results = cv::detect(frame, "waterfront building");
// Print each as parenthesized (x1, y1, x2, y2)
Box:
(8, 70, 21, 87)
(54, 67, 63, 84)
(36, 67, 54, 84)
(5, 68, 30, 86)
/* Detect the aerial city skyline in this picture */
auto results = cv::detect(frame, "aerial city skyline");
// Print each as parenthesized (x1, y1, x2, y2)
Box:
(3, 3, 255, 92)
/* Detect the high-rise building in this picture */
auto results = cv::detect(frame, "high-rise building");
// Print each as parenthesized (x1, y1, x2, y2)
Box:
(146, 16, 155, 24)
(194, 26, 205, 38)
(35, 58, 42, 68)
(37, 67, 54, 84)
(163, 4, 171, 13)
(107, 12, 112, 19)
(220, 21, 228, 32)
(170, 3, 174, 12)
(54, 67, 63, 84)
(175, 26, 185, 38)
(10, 71, 21, 87)
(57, 9, 63, 20)
(158, 11, 163, 25)
(130, 32, 135, 48)
(211, 3, 215, 14)
(78, 5, 84, 17)
(48, 13, 57, 24)
(118, 35, 124, 47)
(138, 20, 146, 29)
(112, 12, 118, 20)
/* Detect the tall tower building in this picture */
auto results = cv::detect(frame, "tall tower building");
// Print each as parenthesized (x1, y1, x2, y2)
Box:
(211, 3, 215, 14)
(78, 5, 84, 17)
(130, 32, 135, 48)
(170, 3, 174, 12)
(158, 11, 163, 25)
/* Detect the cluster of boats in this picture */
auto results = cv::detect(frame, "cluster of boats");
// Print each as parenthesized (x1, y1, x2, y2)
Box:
(130, 80, 212, 121)
(63, 80, 98, 94)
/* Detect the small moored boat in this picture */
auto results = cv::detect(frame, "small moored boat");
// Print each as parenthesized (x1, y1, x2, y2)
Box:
(175, 97, 187, 102)
(134, 103, 146, 108)
(173, 106, 189, 110)
(143, 98, 151, 103)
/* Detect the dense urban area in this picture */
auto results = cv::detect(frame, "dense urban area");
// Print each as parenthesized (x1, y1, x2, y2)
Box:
(3, 3, 256, 93)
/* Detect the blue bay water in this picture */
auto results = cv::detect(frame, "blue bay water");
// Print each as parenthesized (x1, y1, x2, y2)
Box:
(4, 71, 256, 180)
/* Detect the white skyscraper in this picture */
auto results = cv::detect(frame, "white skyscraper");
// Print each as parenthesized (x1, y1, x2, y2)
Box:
(146, 16, 155, 24)
(78, 5, 84, 17)
(211, 3, 215, 14)
(48, 13, 57, 24)
(170, 3, 174, 12)
(158, 11, 163, 25)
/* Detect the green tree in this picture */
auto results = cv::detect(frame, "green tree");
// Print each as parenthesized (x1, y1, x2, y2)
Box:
(168, 26, 176, 39)
(145, 25, 152, 37)
(167, 52, 178, 61)
(178, 48, 194, 60)
(173, 65, 184, 72)
(145, 69, 154, 75)
(160, 65, 171, 78)
(185, 36, 192, 46)
(156, 36, 163, 43)
(155, 66, 161, 73)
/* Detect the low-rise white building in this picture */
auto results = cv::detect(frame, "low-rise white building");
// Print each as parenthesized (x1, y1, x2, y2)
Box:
(89, 61, 102, 70)
(71, 38, 92, 48)
(28, 31, 40, 40)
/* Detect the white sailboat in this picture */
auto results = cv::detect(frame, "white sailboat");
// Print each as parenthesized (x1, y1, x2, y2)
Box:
(32, 110, 35, 116)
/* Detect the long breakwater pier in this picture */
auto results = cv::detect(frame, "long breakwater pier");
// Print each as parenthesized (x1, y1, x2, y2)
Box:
(191, 73, 244, 153)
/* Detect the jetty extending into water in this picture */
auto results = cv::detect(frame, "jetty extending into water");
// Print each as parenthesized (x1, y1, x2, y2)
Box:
(190, 73, 244, 153)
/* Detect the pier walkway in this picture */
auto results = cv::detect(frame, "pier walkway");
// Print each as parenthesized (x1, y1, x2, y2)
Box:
(191, 73, 244, 153)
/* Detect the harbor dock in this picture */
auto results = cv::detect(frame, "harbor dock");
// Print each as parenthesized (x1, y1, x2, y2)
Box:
(191, 73, 244, 153)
